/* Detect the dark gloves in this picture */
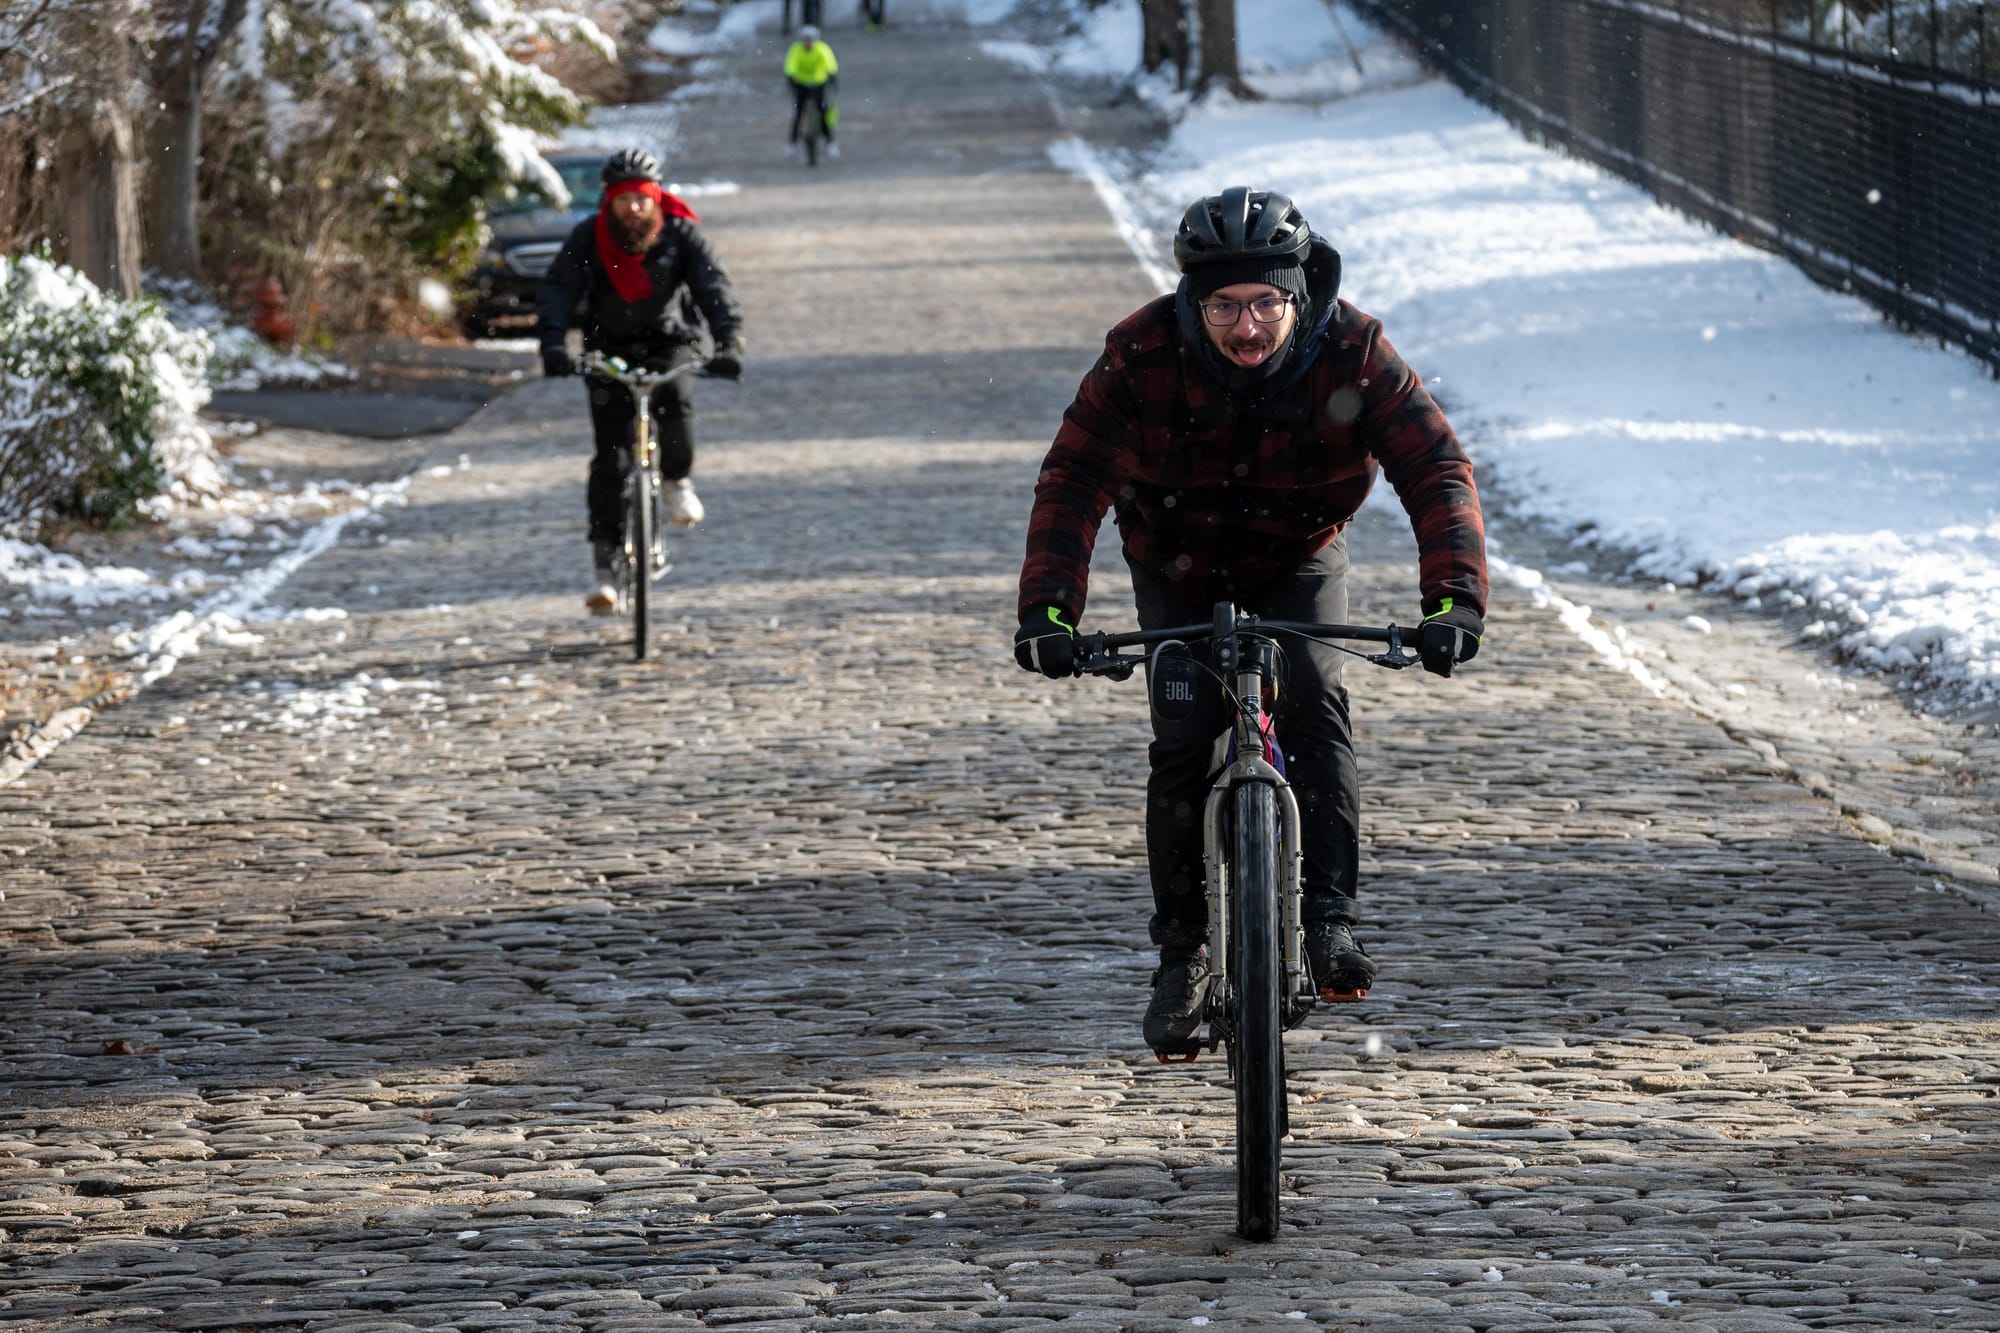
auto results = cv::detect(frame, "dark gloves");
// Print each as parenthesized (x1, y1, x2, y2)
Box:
(1014, 604, 1077, 678)
(706, 336, 745, 381)
(541, 345, 576, 378)
(1418, 601, 1483, 678)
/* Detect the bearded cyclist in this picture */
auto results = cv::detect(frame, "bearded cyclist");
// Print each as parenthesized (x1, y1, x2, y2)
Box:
(537, 148, 747, 614)
(1014, 187, 1488, 1059)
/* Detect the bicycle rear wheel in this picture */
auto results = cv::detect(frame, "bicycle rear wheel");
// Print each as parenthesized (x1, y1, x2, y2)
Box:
(629, 459, 653, 659)
(1230, 781, 1285, 1241)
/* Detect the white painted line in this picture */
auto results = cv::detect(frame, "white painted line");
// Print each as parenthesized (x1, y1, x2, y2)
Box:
(1046, 138, 1179, 296)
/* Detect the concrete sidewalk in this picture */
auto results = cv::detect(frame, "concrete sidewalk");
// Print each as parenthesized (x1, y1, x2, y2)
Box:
(2, 7, 1998, 1331)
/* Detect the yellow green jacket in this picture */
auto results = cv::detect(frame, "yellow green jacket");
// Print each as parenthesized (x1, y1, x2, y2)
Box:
(784, 39, 838, 86)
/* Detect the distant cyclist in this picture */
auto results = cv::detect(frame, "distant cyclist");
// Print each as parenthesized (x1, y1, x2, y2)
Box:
(784, 25, 840, 161)
(536, 148, 746, 614)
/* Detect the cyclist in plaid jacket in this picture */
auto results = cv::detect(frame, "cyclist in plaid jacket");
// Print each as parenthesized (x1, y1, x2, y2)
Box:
(1013, 187, 1488, 1057)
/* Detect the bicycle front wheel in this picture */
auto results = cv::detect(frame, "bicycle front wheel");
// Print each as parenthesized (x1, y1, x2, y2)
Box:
(629, 460, 653, 659)
(1231, 781, 1285, 1241)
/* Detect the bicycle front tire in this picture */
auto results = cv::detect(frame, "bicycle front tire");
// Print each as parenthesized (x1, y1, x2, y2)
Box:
(630, 460, 653, 659)
(1231, 781, 1285, 1241)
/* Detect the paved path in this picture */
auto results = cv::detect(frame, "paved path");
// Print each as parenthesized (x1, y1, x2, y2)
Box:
(4, 10, 2000, 1332)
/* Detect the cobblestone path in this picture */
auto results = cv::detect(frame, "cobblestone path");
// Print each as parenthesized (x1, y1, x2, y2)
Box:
(4, 13, 2000, 1332)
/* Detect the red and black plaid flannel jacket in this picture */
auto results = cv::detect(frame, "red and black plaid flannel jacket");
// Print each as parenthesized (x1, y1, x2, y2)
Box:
(1018, 295, 1487, 623)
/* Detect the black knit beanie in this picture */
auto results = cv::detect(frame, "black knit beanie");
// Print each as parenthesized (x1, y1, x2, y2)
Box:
(1188, 253, 1309, 303)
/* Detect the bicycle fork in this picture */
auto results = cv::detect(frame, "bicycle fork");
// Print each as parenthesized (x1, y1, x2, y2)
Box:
(1201, 761, 1309, 1044)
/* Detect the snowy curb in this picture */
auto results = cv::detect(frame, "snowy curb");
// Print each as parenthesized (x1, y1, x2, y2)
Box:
(0, 478, 413, 789)
(1045, 139, 1178, 295)
(1495, 555, 2000, 900)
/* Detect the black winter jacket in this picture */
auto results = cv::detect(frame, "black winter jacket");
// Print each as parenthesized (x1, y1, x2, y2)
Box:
(535, 215, 745, 359)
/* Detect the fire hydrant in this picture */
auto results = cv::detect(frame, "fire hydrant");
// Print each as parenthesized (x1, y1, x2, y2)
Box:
(251, 276, 297, 346)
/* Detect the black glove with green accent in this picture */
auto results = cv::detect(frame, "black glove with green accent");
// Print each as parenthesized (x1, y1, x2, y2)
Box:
(1418, 601, 1483, 677)
(1014, 604, 1078, 678)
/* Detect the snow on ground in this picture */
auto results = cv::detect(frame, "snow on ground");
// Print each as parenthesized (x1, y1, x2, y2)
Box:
(253, 673, 447, 736)
(2, 478, 415, 619)
(645, 0, 770, 55)
(1007, 1, 2000, 715)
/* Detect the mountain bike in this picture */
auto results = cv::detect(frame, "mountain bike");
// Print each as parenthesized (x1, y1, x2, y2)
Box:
(1071, 603, 1421, 1241)
(576, 352, 704, 660)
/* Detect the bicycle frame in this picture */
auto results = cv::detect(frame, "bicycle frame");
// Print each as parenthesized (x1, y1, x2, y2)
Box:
(578, 353, 697, 470)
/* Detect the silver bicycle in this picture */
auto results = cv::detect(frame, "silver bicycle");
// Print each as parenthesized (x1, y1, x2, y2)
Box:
(576, 352, 704, 659)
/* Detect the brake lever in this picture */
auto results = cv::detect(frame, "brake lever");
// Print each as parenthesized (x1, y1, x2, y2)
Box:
(1073, 635, 1138, 681)
(1365, 624, 1422, 670)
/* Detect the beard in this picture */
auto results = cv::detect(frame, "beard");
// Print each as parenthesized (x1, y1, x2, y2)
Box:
(609, 211, 662, 255)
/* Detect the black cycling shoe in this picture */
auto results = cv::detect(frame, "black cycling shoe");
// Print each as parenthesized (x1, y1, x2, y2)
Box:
(1144, 946, 1211, 1062)
(1305, 920, 1377, 1001)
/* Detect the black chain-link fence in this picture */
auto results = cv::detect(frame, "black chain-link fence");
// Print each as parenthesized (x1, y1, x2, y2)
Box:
(1347, 0, 2000, 371)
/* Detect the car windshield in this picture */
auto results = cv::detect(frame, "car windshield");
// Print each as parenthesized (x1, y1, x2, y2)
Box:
(489, 159, 605, 217)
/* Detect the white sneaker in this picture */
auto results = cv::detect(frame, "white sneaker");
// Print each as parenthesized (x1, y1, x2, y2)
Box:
(665, 478, 705, 527)
(826, 142, 841, 161)
(586, 542, 617, 614)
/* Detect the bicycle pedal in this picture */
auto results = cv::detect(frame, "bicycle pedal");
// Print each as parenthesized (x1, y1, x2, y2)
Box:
(1317, 985, 1368, 1003)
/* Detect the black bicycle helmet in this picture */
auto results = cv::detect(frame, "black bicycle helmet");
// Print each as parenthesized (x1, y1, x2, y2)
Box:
(601, 148, 662, 186)
(1172, 187, 1312, 272)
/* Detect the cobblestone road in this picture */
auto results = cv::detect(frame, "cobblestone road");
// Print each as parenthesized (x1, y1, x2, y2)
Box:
(5, 11, 2000, 1332)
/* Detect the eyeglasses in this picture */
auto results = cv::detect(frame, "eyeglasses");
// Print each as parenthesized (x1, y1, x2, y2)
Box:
(1197, 294, 1293, 327)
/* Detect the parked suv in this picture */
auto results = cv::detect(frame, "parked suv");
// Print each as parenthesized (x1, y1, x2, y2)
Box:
(459, 151, 609, 339)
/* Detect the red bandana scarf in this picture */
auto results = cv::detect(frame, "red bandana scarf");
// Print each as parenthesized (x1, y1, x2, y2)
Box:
(594, 179, 700, 303)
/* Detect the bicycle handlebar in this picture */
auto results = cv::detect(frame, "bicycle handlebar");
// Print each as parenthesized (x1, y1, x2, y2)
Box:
(576, 351, 708, 387)
(1073, 617, 1422, 677)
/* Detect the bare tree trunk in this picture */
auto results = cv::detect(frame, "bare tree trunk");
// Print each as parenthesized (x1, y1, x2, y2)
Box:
(51, 86, 141, 298)
(146, 0, 247, 284)
(147, 105, 206, 282)
(1194, 0, 1256, 99)
(146, 2, 206, 281)
(1140, 0, 1191, 89)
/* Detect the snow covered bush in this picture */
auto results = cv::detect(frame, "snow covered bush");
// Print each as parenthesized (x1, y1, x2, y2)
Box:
(200, 0, 615, 332)
(0, 253, 223, 528)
